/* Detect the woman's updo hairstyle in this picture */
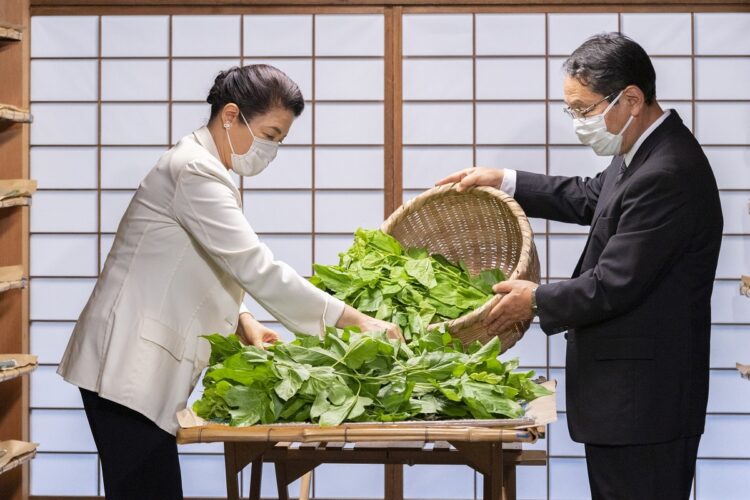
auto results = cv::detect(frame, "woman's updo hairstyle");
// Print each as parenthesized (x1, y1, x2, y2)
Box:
(207, 65, 305, 121)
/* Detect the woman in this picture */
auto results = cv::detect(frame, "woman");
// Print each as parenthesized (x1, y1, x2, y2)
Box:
(57, 65, 400, 499)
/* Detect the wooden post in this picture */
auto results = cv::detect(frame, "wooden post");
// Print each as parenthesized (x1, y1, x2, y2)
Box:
(384, 463, 404, 500)
(249, 457, 263, 500)
(223, 442, 241, 500)
(482, 442, 504, 500)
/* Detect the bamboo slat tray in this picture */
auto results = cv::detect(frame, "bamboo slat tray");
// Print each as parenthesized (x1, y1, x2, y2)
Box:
(0, 355, 38, 384)
(0, 23, 23, 42)
(177, 381, 556, 445)
(0, 265, 27, 294)
(0, 104, 32, 123)
(0, 441, 37, 477)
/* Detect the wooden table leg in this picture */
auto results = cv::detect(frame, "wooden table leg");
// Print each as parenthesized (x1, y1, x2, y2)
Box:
(224, 442, 241, 500)
(299, 472, 312, 500)
(384, 464, 404, 500)
(502, 464, 516, 500)
(482, 442, 504, 500)
(275, 462, 290, 500)
(248, 457, 263, 500)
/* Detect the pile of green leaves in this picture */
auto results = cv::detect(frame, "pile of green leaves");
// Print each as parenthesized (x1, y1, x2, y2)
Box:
(193, 327, 551, 427)
(310, 229, 506, 339)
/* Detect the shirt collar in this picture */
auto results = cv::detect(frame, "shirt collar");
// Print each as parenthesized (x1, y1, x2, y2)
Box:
(192, 126, 222, 162)
(623, 109, 671, 167)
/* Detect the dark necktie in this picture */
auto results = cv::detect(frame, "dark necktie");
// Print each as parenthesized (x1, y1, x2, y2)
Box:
(615, 156, 627, 184)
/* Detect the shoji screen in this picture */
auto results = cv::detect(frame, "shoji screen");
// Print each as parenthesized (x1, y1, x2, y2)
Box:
(28, 13, 386, 497)
(401, 11, 750, 500)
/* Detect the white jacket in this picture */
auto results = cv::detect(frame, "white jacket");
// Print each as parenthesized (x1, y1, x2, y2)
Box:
(58, 127, 345, 435)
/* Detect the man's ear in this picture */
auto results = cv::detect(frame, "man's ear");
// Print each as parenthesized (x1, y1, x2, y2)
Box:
(623, 85, 645, 116)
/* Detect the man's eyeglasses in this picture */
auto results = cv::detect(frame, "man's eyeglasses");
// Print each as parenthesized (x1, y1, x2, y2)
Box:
(563, 90, 619, 120)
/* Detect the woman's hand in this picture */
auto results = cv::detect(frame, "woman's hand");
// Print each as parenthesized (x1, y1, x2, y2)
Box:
(237, 313, 280, 349)
(336, 305, 404, 342)
(435, 167, 505, 193)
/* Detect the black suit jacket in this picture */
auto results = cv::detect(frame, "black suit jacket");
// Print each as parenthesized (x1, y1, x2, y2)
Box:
(514, 111, 723, 445)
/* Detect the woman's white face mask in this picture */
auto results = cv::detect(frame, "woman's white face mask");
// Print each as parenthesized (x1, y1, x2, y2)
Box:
(573, 90, 634, 156)
(224, 112, 279, 177)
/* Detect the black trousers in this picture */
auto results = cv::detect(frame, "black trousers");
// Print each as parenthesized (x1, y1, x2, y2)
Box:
(80, 388, 183, 500)
(585, 435, 700, 500)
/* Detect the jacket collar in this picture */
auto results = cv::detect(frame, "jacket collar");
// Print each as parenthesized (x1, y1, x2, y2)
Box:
(619, 109, 683, 182)
(192, 126, 222, 162)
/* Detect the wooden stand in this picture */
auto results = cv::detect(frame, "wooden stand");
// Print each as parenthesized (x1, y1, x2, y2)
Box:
(0, 0, 32, 498)
(222, 440, 546, 500)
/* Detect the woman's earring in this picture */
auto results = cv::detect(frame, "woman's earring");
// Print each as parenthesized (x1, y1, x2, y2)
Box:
(224, 122, 231, 129)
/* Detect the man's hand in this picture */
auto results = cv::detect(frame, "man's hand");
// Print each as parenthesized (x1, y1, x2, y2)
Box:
(483, 280, 538, 334)
(435, 167, 505, 193)
(237, 313, 280, 349)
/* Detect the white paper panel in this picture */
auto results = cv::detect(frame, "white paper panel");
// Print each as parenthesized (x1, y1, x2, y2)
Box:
(171, 58, 240, 101)
(101, 15, 169, 57)
(547, 57, 568, 101)
(30, 322, 74, 365)
(30, 453, 98, 496)
(245, 147, 312, 189)
(403, 465, 475, 499)
(403, 146, 474, 189)
(548, 102, 579, 145)
(701, 415, 750, 458)
(548, 146, 607, 179)
(710, 325, 750, 369)
(314, 464, 385, 498)
(171, 103, 210, 144)
(547, 14, 619, 56)
(403, 14, 473, 56)
(101, 146, 163, 189)
(663, 102, 694, 132)
(284, 102, 312, 145)
(620, 13, 692, 56)
(712, 280, 750, 323)
(316, 59, 384, 101)
(403, 103, 473, 145)
(31, 60, 98, 102)
(244, 15, 312, 57)
(31, 147, 98, 189)
(101, 191, 134, 233)
(476, 103, 546, 145)
(502, 322, 547, 367)
(696, 459, 750, 500)
(101, 103, 169, 145)
(696, 58, 750, 100)
(31, 409, 96, 452)
(694, 13, 750, 55)
(475, 14, 546, 55)
(548, 458, 591, 499)
(403, 59, 473, 101)
(706, 147, 750, 190)
(549, 328, 566, 367)
(31, 191, 98, 233)
(251, 463, 302, 499)
(315, 147, 384, 189)
(719, 191, 750, 234)
(696, 103, 750, 145)
(31, 365, 82, 408)
(31, 234, 98, 277)
(244, 191, 312, 233)
(31, 103, 98, 146)
(315, 103, 384, 145)
(315, 191, 383, 233)
(314, 234, 355, 266)
(260, 235, 313, 276)
(716, 236, 750, 279)
(179, 455, 227, 497)
(101, 59, 168, 101)
(172, 15, 241, 57)
(31, 16, 98, 58)
(315, 15, 384, 57)
(652, 57, 693, 100)
(30, 278, 96, 321)
(548, 235, 586, 278)
(475, 147, 546, 175)
(550, 413, 585, 456)
(706, 371, 750, 414)
(476, 58, 546, 100)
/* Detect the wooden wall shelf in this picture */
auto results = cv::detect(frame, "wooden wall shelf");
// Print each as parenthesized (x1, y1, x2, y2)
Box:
(0, 355, 38, 384)
(0, 105, 32, 124)
(0, 23, 23, 42)
(0, 179, 37, 209)
(0, 442, 37, 478)
(0, 266, 27, 294)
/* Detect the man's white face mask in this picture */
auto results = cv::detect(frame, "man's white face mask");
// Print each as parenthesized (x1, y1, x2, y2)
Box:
(573, 90, 634, 156)
(224, 112, 279, 177)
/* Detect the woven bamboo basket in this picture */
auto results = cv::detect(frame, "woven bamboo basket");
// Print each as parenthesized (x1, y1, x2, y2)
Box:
(380, 184, 540, 352)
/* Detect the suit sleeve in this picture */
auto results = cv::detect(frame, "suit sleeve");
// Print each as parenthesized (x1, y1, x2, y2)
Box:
(172, 160, 345, 335)
(514, 169, 607, 226)
(535, 170, 691, 333)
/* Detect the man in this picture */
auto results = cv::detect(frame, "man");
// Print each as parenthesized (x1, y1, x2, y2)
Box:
(438, 33, 722, 499)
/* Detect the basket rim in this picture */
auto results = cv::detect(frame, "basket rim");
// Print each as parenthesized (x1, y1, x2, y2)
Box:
(380, 183, 537, 339)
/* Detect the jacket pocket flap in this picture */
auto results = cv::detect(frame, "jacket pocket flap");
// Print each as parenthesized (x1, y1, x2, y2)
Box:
(140, 317, 185, 361)
(595, 338, 654, 360)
